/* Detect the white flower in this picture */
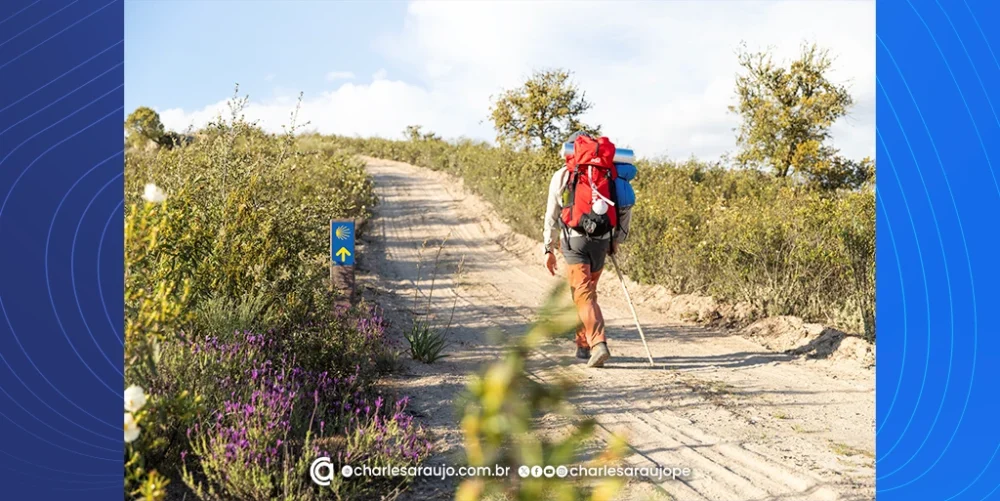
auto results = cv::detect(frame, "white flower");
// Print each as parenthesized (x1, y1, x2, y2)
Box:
(124, 412, 140, 443)
(142, 183, 167, 203)
(124, 385, 147, 412)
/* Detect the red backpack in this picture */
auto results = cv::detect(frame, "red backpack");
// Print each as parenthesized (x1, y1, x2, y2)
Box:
(560, 135, 618, 236)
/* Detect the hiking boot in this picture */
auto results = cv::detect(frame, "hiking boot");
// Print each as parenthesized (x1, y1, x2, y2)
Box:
(587, 342, 611, 368)
(576, 347, 591, 360)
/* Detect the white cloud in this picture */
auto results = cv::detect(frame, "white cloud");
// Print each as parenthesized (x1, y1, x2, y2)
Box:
(161, 0, 874, 161)
(160, 79, 461, 140)
(325, 71, 356, 81)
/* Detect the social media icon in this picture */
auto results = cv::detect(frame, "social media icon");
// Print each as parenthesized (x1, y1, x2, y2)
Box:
(518, 465, 531, 478)
(543, 465, 555, 478)
(531, 466, 543, 478)
(341, 464, 353, 478)
(556, 465, 569, 478)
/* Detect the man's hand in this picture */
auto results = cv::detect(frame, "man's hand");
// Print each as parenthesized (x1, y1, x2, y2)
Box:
(608, 238, 618, 257)
(544, 252, 558, 276)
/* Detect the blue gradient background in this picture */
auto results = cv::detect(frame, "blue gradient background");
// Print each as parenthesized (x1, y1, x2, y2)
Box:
(0, 0, 999, 499)
(876, 0, 1000, 500)
(0, 0, 122, 497)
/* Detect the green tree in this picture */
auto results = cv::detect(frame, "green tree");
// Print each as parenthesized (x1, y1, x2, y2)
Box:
(730, 44, 871, 189)
(125, 106, 167, 149)
(489, 69, 600, 151)
(403, 125, 440, 142)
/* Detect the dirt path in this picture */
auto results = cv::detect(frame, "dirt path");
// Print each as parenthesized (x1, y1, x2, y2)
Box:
(357, 157, 874, 501)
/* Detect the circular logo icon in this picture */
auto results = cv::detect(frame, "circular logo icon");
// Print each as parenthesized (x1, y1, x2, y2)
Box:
(518, 465, 531, 478)
(341, 464, 353, 478)
(531, 465, 543, 478)
(309, 457, 334, 486)
(543, 465, 556, 478)
(556, 465, 569, 478)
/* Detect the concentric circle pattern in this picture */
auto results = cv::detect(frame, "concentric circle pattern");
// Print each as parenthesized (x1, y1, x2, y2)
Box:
(0, 0, 123, 498)
(877, 0, 1000, 499)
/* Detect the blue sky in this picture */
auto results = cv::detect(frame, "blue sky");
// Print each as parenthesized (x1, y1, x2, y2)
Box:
(125, 1, 874, 161)
(125, 1, 408, 112)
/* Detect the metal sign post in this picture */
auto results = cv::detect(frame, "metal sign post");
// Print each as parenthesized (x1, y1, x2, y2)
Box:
(330, 220, 356, 306)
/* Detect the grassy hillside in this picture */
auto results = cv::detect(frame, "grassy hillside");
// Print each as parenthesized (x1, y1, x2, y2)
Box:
(123, 113, 428, 500)
(314, 135, 874, 341)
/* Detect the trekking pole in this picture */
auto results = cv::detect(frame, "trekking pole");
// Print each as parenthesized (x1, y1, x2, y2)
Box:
(610, 254, 655, 366)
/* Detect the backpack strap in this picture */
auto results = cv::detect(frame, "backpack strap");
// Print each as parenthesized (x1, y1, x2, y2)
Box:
(562, 224, 572, 250)
(607, 169, 619, 239)
(607, 169, 618, 208)
(566, 170, 580, 210)
(559, 168, 575, 250)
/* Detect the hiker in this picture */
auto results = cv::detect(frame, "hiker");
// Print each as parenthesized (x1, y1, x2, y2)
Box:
(543, 134, 630, 368)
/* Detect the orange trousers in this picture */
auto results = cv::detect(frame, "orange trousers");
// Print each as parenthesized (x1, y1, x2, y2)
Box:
(567, 263, 606, 348)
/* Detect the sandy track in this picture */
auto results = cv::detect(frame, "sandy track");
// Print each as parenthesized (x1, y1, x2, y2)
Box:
(357, 157, 874, 501)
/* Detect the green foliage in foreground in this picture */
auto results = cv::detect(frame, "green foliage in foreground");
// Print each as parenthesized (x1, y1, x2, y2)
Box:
(124, 96, 416, 501)
(320, 134, 874, 341)
(457, 283, 626, 501)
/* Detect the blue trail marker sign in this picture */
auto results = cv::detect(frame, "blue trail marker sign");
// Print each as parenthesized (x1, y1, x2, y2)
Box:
(331, 220, 355, 266)
(330, 220, 356, 307)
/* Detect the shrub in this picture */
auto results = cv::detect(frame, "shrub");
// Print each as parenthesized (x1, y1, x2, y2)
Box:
(123, 94, 415, 501)
(125, 99, 377, 335)
(405, 320, 449, 363)
(176, 326, 426, 501)
(326, 135, 875, 338)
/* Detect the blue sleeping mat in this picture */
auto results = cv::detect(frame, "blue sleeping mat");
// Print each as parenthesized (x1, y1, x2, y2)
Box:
(615, 178, 636, 207)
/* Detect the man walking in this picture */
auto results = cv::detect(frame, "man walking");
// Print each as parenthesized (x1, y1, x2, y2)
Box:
(542, 135, 619, 368)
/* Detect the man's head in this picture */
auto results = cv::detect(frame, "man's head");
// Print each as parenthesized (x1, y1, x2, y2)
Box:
(564, 130, 590, 143)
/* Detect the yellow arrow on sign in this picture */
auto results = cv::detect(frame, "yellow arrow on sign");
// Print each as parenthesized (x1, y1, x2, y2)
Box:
(336, 247, 352, 262)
